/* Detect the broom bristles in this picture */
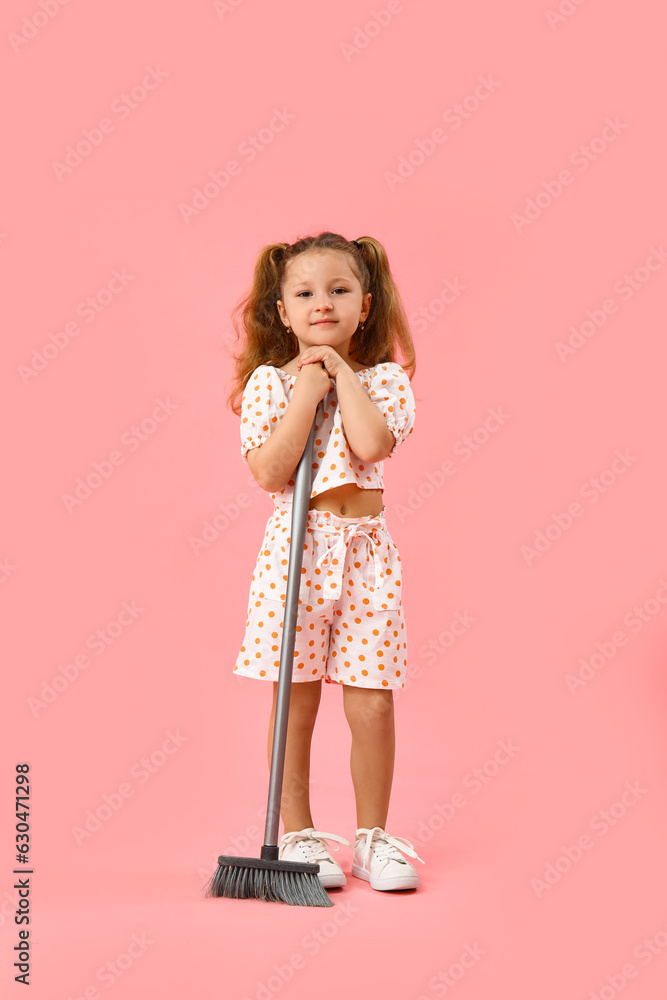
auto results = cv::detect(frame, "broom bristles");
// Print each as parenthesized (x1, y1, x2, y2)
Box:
(204, 858, 334, 907)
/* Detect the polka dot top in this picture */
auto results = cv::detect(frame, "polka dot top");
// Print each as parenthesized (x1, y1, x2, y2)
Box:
(240, 362, 416, 501)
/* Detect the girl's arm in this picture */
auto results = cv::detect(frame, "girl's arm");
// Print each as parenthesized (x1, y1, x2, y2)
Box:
(334, 365, 395, 463)
(246, 382, 320, 493)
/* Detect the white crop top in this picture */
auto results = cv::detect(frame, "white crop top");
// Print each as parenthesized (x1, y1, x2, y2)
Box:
(240, 362, 416, 501)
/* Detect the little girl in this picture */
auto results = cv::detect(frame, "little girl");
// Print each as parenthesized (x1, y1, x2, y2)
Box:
(228, 231, 424, 892)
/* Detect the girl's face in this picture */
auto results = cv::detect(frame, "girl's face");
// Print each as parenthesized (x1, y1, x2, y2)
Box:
(276, 250, 371, 357)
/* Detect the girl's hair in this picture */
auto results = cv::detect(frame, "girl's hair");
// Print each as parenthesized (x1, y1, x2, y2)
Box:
(226, 231, 416, 416)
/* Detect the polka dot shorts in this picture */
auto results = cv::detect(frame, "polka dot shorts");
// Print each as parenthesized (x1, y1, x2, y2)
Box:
(233, 501, 408, 689)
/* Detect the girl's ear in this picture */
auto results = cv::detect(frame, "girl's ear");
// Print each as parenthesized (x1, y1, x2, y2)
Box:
(361, 291, 372, 322)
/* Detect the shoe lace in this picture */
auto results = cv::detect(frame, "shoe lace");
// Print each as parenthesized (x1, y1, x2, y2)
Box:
(355, 826, 425, 869)
(280, 828, 351, 863)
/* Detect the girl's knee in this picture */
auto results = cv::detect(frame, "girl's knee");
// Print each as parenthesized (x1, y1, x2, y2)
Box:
(273, 679, 322, 727)
(343, 687, 394, 728)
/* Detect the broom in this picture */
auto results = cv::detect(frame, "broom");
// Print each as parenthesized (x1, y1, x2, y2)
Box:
(205, 403, 333, 907)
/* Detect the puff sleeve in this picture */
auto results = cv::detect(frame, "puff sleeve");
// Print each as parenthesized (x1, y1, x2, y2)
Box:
(239, 366, 289, 464)
(367, 363, 416, 457)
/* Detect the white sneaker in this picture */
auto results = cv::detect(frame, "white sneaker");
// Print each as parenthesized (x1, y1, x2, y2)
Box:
(352, 826, 425, 890)
(279, 828, 351, 887)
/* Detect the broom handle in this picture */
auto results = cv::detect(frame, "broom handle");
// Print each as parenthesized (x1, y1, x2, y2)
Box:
(261, 410, 318, 857)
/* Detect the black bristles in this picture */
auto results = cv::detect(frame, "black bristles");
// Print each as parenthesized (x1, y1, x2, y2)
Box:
(204, 856, 333, 907)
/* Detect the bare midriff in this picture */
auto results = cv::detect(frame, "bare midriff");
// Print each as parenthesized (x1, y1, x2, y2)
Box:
(308, 483, 384, 517)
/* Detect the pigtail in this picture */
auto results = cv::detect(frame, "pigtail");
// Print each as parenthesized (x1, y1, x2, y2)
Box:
(226, 242, 298, 416)
(351, 237, 416, 382)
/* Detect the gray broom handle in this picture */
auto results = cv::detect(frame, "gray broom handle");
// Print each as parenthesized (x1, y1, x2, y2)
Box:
(263, 412, 318, 849)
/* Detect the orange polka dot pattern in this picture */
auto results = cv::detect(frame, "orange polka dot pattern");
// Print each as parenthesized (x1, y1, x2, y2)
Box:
(240, 363, 416, 502)
(233, 505, 409, 689)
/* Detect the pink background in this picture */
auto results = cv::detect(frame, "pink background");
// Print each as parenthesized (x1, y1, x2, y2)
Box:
(3, 0, 667, 997)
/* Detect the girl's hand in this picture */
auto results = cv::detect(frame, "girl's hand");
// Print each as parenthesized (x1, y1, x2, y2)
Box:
(292, 354, 331, 406)
(297, 347, 347, 380)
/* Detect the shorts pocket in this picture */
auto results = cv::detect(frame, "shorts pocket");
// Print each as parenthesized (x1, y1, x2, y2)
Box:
(370, 531, 404, 611)
(250, 519, 314, 607)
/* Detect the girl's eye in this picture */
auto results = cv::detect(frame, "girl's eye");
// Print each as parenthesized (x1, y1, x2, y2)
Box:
(296, 288, 349, 297)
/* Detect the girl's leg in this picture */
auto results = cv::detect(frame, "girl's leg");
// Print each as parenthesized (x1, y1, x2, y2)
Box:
(267, 679, 322, 832)
(342, 686, 395, 829)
